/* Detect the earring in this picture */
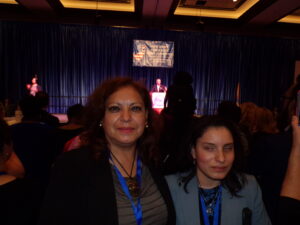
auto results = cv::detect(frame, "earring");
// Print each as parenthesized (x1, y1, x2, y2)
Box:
(99, 121, 103, 127)
(145, 123, 149, 128)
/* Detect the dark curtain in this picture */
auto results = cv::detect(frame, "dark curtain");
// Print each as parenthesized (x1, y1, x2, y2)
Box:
(0, 21, 299, 114)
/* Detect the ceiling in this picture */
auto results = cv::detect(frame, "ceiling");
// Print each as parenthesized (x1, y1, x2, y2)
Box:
(0, 0, 300, 38)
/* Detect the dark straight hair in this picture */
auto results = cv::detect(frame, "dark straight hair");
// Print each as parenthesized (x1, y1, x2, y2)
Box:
(181, 115, 247, 196)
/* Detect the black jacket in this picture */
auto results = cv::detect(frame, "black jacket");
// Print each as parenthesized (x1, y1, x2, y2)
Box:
(39, 147, 175, 225)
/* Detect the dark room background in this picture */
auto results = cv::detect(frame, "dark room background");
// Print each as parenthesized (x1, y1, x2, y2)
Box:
(1, 20, 300, 114)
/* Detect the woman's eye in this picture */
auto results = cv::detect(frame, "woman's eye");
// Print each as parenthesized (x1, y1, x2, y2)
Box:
(224, 145, 234, 152)
(131, 106, 143, 112)
(107, 106, 120, 113)
(203, 146, 215, 151)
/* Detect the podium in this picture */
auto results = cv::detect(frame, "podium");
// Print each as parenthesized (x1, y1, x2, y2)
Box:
(151, 92, 166, 113)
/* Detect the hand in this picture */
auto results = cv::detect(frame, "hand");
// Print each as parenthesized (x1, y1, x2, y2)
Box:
(291, 116, 300, 150)
(26, 84, 31, 90)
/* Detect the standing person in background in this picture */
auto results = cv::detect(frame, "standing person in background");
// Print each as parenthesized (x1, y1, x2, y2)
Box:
(39, 77, 175, 225)
(0, 119, 42, 225)
(160, 71, 196, 174)
(151, 78, 167, 93)
(166, 116, 271, 225)
(26, 75, 42, 96)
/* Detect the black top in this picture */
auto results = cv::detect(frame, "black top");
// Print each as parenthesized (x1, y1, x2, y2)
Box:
(0, 178, 42, 225)
(278, 197, 300, 225)
(10, 122, 60, 188)
(39, 147, 176, 225)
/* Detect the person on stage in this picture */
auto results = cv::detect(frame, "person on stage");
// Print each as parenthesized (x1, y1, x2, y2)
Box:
(151, 78, 167, 93)
(26, 76, 42, 96)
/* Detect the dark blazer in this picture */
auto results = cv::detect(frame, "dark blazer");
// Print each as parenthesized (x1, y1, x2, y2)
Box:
(39, 147, 175, 225)
(151, 85, 167, 92)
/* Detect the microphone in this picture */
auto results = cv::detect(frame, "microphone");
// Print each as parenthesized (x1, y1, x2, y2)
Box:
(242, 207, 252, 225)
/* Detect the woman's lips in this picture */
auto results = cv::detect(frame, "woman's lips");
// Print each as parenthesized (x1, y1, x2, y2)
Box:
(212, 166, 228, 172)
(118, 127, 134, 133)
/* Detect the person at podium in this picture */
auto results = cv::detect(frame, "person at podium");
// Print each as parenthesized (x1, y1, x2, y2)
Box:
(151, 78, 167, 93)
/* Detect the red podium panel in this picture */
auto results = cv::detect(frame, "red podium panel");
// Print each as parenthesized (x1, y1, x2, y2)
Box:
(151, 92, 166, 113)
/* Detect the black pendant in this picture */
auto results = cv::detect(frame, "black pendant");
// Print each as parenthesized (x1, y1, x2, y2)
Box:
(127, 178, 140, 198)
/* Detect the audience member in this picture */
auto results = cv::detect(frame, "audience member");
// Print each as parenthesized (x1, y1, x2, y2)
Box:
(217, 100, 241, 124)
(3, 98, 16, 117)
(247, 106, 291, 224)
(255, 107, 278, 134)
(159, 71, 197, 174)
(164, 71, 195, 115)
(39, 77, 175, 225)
(166, 116, 271, 225)
(0, 102, 4, 120)
(10, 96, 60, 189)
(0, 119, 42, 225)
(240, 102, 259, 136)
(57, 104, 84, 152)
(36, 91, 59, 127)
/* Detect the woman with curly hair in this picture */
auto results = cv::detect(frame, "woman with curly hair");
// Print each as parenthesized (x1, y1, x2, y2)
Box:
(39, 77, 175, 225)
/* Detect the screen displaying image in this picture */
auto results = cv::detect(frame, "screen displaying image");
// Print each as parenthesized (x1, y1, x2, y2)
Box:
(133, 40, 174, 68)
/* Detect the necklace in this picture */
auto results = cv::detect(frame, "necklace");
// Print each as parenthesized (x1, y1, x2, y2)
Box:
(110, 150, 140, 198)
(199, 186, 220, 215)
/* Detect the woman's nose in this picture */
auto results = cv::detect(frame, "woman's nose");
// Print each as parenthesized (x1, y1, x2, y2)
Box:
(120, 109, 131, 121)
(216, 151, 225, 162)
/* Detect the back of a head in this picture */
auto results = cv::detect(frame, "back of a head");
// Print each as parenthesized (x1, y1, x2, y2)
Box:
(67, 104, 84, 123)
(19, 96, 40, 120)
(240, 102, 259, 134)
(35, 91, 49, 109)
(255, 107, 278, 134)
(217, 101, 241, 124)
(173, 71, 193, 85)
(165, 72, 196, 116)
(0, 120, 11, 155)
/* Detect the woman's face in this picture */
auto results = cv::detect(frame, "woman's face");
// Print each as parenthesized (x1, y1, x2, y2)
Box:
(102, 86, 147, 150)
(191, 126, 235, 188)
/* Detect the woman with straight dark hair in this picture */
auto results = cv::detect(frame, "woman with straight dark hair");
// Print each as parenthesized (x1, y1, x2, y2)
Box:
(39, 77, 175, 225)
(166, 115, 271, 225)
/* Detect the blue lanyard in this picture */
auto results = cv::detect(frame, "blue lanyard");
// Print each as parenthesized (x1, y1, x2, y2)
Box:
(112, 155, 143, 225)
(199, 186, 222, 225)
(0, 171, 7, 175)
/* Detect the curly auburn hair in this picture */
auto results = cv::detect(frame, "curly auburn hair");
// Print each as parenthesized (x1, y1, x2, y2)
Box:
(80, 77, 159, 165)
